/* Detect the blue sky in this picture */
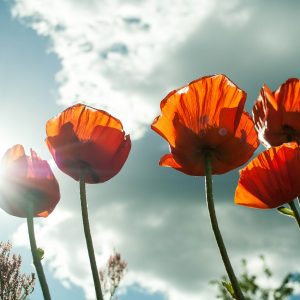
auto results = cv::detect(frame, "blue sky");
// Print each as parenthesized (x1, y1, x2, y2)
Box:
(1, 0, 300, 299)
(0, 2, 167, 299)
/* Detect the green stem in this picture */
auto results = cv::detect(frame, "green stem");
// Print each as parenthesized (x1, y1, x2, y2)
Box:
(289, 200, 300, 229)
(79, 169, 104, 300)
(27, 204, 51, 300)
(204, 153, 245, 300)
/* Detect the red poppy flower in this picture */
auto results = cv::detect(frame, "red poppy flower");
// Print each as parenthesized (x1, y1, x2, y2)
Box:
(151, 74, 259, 175)
(46, 103, 131, 183)
(235, 142, 300, 209)
(0, 145, 60, 218)
(253, 78, 300, 147)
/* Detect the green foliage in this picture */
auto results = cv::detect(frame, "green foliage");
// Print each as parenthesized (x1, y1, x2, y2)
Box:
(211, 255, 300, 300)
(277, 207, 295, 218)
(36, 248, 44, 261)
(221, 281, 234, 298)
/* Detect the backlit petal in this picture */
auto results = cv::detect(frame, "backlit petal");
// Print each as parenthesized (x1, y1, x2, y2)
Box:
(152, 75, 246, 140)
(46, 103, 123, 141)
(152, 74, 258, 176)
(253, 78, 300, 147)
(235, 142, 300, 209)
(46, 103, 131, 183)
(213, 112, 258, 173)
(159, 153, 205, 175)
(0, 145, 60, 218)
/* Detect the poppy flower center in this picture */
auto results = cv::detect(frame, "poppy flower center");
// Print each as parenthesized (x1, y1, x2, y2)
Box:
(79, 161, 100, 183)
(282, 124, 297, 142)
(199, 146, 215, 158)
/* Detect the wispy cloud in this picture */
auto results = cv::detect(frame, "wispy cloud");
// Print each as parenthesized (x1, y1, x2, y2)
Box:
(9, 0, 300, 138)
(11, 0, 216, 138)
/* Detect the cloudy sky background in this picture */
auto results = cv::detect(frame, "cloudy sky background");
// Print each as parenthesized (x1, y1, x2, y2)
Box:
(0, 0, 300, 299)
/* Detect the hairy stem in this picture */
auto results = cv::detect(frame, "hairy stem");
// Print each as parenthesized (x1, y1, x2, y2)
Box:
(80, 169, 104, 300)
(27, 204, 51, 300)
(204, 153, 245, 300)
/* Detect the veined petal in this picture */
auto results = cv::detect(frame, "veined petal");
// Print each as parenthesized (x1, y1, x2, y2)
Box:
(235, 142, 300, 209)
(159, 153, 204, 175)
(151, 115, 177, 148)
(213, 112, 259, 173)
(152, 74, 246, 144)
(79, 130, 131, 183)
(90, 125, 127, 158)
(253, 78, 300, 147)
(276, 78, 300, 111)
(46, 103, 123, 141)
(46, 104, 131, 183)
(152, 74, 258, 176)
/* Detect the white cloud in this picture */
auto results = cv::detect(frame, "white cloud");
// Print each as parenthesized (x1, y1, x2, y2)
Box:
(8, 0, 300, 141)
(11, 0, 216, 139)
(216, 0, 252, 27)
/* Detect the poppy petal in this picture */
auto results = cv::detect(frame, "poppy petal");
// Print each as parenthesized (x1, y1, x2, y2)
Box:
(159, 153, 202, 175)
(253, 79, 300, 147)
(106, 134, 131, 182)
(151, 115, 177, 148)
(277, 78, 300, 111)
(152, 74, 258, 176)
(46, 103, 123, 141)
(235, 142, 300, 209)
(46, 123, 82, 180)
(80, 129, 131, 183)
(152, 74, 246, 147)
(90, 125, 127, 158)
(46, 104, 131, 183)
(0, 145, 60, 218)
(213, 112, 259, 172)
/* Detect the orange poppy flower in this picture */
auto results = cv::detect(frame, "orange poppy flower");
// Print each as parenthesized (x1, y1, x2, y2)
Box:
(235, 142, 300, 209)
(46, 103, 131, 183)
(253, 78, 300, 147)
(151, 74, 259, 175)
(0, 145, 60, 218)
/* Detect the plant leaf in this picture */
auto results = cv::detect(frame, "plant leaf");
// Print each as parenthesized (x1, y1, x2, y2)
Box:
(37, 248, 45, 260)
(221, 280, 235, 298)
(277, 207, 295, 218)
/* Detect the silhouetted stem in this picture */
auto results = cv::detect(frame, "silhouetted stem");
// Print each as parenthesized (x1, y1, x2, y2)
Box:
(27, 204, 51, 300)
(79, 169, 104, 300)
(289, 200, 300, 229)
(204, 153, 245, 300)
